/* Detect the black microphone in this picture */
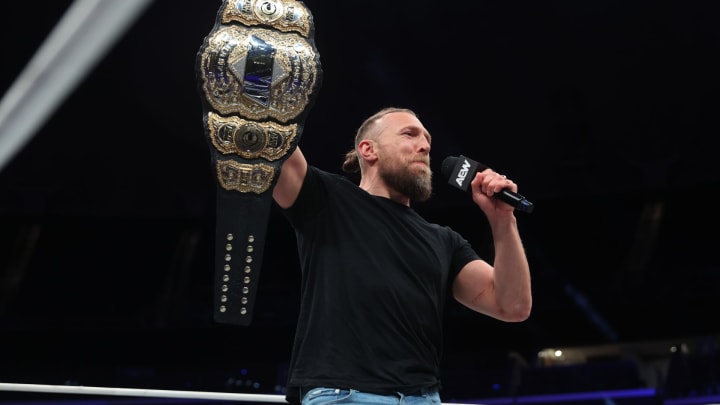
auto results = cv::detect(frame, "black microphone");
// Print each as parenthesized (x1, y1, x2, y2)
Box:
(441, 155, 534, 214)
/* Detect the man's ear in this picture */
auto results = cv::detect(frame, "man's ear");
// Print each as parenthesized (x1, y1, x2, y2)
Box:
(357, 139, 378, 163)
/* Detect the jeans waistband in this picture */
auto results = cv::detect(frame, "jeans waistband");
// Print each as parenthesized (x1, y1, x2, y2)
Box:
(300, 384, 440, 399)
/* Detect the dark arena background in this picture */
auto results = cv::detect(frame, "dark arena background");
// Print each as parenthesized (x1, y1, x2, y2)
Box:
(1, 1, 719, 404)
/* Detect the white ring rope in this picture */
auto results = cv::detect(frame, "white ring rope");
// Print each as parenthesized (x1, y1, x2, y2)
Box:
(0, 382, 286, 403)
(0, 382, 481, 405)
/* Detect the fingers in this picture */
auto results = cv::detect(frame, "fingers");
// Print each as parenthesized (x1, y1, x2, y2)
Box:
(476, 169, 516, 197)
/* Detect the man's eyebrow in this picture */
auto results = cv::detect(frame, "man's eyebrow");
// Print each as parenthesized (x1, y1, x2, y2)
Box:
(401, 125, 430, 138)
(408, 125, 431, 143)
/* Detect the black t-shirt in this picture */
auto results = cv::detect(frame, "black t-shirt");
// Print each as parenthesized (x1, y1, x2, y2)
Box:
(282, 166, 481, 404)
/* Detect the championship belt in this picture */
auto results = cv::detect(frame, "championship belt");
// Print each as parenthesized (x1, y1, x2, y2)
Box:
(196, 0, 322, 325)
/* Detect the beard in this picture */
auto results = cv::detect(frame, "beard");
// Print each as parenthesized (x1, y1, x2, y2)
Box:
(379, 158, 433, 202)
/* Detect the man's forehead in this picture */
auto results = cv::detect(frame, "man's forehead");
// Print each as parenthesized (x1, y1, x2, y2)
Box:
(382, 112, 429, 133)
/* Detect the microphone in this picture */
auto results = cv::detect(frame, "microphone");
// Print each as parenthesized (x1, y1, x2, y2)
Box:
(441, 155, 535, 214)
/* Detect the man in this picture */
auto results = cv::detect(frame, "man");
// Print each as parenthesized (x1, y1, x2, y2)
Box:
(272, 107, 532, 405)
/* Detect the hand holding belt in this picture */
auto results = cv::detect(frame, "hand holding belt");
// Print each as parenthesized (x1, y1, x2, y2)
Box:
(196, 0, 322, 325)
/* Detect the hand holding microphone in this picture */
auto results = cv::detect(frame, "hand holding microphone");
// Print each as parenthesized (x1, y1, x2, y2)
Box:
(441, 155, 534, 214)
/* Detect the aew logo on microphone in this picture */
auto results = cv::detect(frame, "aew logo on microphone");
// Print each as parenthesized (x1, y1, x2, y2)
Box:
(444, 155, 481, 192)
(455, 159, 472, 188)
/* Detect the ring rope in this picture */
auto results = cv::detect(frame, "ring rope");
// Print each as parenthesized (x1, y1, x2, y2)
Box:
(0, 382, 481, 405)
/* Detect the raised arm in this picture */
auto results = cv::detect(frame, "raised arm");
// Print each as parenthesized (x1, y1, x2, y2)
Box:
(273, 147, 308, 209)
(452, 169, 532, 322)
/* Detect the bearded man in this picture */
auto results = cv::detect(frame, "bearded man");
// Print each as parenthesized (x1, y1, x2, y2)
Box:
(272, 107, 532, 405)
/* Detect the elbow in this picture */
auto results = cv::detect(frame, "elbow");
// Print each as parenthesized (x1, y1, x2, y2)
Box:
(499, 297, 532, 322)
(512, 303, 532, 322)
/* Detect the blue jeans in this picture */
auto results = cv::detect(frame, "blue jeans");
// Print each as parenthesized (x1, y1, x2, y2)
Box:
(301, 387, 442, 405)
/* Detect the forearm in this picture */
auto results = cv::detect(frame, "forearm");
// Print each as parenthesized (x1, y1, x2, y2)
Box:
(272, 148, 308, 209)
(488, 214, 532, 321)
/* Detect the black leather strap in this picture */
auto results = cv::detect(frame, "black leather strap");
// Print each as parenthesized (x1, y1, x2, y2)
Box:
(213, 180, 273, 325)
(196, 0, 322, 325)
